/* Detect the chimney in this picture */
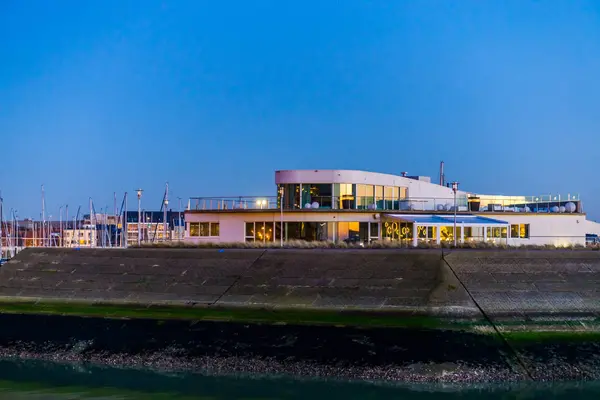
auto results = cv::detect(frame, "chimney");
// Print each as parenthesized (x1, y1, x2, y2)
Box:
(439, 161, 445, 186)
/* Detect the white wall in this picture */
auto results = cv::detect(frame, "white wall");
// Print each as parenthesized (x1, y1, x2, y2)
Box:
(584, 220, 600, 236)
(487, 213, 586, 246)
(186, 210, 589, 246)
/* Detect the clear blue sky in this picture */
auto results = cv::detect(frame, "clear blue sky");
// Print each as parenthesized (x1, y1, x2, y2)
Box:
(1, 0, 599, 220)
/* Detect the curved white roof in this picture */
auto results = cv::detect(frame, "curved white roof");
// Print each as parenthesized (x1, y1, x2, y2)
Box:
(275, 169, 461, 199)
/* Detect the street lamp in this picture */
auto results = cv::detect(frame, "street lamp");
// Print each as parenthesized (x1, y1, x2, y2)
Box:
(451, 182, 459, 247)
(279, 187, 284, 247)
(256, 199, 267, 209)
(136, 189, 143, 246)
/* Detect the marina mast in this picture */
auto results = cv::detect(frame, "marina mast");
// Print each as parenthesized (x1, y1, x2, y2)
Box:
(41, 185, 46, 247)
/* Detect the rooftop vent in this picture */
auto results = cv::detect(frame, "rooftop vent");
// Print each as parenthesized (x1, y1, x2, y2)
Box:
(401, 172, 407, 177)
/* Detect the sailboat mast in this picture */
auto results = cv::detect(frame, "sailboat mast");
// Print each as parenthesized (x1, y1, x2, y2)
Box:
(164, 182, 169, 242)
(41, 185, 45, 247)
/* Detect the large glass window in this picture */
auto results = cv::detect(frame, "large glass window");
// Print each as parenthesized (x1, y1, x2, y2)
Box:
(245, 222, 276, 242)
(374, 186, 383, 209)
(280, 184, 300, 209)
(190, 222, 218, 237)
(210, 223, 220, 237)
(199, 223, 209, 236)
(357, 184, 374, 209)
(510, 224, 530, 238)
(301, 184, 333, 209)
(487, 227, 508, 238)
(336, 184, 355, 209)
(399, 186, 408, 199)
(384, 186, 397, 210)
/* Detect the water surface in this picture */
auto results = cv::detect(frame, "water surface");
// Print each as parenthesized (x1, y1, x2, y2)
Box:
(0, 359, 599, 399)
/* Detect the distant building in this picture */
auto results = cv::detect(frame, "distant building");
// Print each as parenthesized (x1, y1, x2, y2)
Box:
(123, 211, 185, 245)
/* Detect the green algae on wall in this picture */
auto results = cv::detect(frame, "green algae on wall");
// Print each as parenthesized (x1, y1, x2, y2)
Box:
(0, 299, 483, 330)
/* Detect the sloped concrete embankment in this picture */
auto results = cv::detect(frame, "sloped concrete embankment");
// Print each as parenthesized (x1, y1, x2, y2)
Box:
(444, 250, 600, 380)
(0, 248, 480, 319)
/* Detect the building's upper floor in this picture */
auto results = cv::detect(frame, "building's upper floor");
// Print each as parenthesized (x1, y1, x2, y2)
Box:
(188, 169, 583, 214)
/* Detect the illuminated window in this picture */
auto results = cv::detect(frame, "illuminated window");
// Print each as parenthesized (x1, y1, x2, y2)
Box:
(190, 222, 219, 237)
(357, 184, 374, 209)
(199, 223, 209, 236)
(487, 227, 508, 238)
(337, 184, 355, 209)
(245, 221, 275, 242)
(210, 223, 220, 237)
(510, 224, 530, 239)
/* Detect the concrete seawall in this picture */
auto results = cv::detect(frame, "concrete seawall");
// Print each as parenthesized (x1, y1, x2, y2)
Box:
(1, 247, 599, 330)
(0, 248, 478, 314)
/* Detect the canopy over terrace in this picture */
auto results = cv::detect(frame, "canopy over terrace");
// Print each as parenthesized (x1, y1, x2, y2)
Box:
(383, 214, 510, 246)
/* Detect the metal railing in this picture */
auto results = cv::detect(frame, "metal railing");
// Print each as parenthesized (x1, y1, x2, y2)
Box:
(188, 195, 582, 213)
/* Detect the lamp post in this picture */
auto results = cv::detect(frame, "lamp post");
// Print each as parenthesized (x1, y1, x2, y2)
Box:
(279, 187, 284, 247)
(177, 197, 182, 241)
(452, 182, 459, 247)
(136, 189, 143, 246)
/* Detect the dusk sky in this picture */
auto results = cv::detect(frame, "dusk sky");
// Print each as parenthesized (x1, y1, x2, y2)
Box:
(1, 0, 599, 220)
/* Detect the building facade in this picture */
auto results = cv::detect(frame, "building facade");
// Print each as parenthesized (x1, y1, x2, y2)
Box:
(184, 169, 596, 247)
(124, 210, 185, 246)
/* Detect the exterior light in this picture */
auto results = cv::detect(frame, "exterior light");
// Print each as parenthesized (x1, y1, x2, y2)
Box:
(137, 189, 143, 199)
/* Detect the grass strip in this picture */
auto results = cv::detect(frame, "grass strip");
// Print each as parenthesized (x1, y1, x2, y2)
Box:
(0, 299, 481, 330)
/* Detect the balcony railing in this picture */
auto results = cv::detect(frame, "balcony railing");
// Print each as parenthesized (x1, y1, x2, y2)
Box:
(188, 195, 582, 213)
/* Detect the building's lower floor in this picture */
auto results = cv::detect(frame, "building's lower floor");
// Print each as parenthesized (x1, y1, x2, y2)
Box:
(184, 210, 597, 247)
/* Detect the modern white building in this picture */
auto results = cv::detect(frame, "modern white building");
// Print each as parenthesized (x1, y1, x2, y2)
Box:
(184, 169, 599, 247)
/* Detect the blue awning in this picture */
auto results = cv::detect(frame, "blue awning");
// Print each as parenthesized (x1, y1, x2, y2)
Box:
(385, 214, 508, 225)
